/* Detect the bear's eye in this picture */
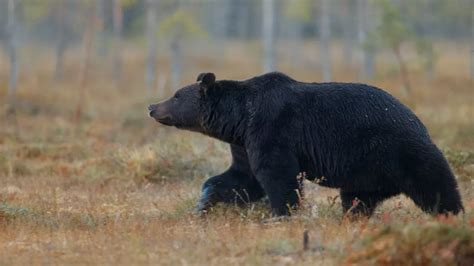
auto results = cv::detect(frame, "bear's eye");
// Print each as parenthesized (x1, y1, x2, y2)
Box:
(174, 94, 180, 100)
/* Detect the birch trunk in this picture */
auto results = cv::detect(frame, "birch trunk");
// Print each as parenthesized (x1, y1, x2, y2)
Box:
(262, 0, 276, 72)
(471, 0, 474, 81)
(54, 0, 66, 81)
(146, 0, 158, 94)
(319, 0, 332, 81)
(7, 0, 18, 98)
(357, 0, 375, 80)
(170, 37, 182, 90)
(112, 0, 123, 81)
(75, 3, 95, 123)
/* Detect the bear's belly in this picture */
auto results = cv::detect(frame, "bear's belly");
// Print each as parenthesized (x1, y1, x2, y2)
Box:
(304, 174, 343, 188)
(303, 171, 386, 191)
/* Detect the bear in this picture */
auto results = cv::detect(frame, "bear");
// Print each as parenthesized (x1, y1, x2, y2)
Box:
(148, 72, 464, 217)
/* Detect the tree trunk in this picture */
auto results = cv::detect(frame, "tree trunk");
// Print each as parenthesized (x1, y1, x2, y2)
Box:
(7, 0, 18, 99)
(211, 0, 229, 60)
(75, 3, 95, 123)
(262, 0, 276, 72)
(146, 0, 158, 94)
(356, 0, 375, 80)
(112, 0, 123, 81)
(170, 37, 182, 90)
(394, 45, 411, 96)
(471, 0, 474, 82)
(342, 0, 354, 68)
(423, 1, 435, 80)
(54, 0, 66, 81)
(319, 0, 332, 81)
(96, 0, 107, 58)
(289, 21, 302, 71)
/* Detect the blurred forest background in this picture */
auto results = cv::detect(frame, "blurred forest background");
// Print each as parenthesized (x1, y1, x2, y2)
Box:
(0, 0, 473, 265)
(1, 0, 472, 97)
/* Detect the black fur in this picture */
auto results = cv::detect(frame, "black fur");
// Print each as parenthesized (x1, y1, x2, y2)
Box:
(149, 72, 464, 217)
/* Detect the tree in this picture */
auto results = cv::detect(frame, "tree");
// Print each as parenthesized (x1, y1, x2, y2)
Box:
(7, 0, 18, 100)
(341, 0, 355, 68)
(75, 1, 98, 122)
(262, 0, 276, 72)
(373, 0, 412, 94)
(357, 0, 375, 80)
(159, 2, 206, 90)
(319, 0, 332, 81)
(471, 0, 474, 82)
(112, 0, 136, 81)
(283, 0, 312, 70)
(145, 0, 158, 94)
(54, 0, 67, 81)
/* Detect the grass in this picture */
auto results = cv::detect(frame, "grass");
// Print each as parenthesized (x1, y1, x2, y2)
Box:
(0, 42, 473, 265)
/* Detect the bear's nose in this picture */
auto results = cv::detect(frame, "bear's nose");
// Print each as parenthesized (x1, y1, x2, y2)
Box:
(148, 104, 158, 118)
(149, 110, 156, 117)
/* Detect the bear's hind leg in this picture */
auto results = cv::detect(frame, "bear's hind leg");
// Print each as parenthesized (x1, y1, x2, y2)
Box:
(402, 146, 464, 215)
(340, 190, 400, 217)
(404, 176, 463, 215)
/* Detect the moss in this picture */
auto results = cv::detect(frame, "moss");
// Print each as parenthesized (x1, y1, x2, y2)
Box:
(344, 221, 474, 265)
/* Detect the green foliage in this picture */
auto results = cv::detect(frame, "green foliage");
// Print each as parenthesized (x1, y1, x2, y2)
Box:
(283, 0, 313, 22)
(158, 8, 206, 39)
(120, 0, 139, 9)
(415, 38, 436, 67)
(373, 0, 410, 50)
(22, 0, 53, 25)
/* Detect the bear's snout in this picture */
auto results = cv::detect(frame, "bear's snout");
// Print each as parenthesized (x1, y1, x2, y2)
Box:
(148, 103, 174, 126)
(148, 104, 158, 118)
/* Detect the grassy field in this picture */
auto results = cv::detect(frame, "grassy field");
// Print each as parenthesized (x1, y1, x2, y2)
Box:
(0, 43, 473, 265)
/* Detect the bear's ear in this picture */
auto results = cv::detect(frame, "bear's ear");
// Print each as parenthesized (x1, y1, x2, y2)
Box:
(196, 72, 216, 87)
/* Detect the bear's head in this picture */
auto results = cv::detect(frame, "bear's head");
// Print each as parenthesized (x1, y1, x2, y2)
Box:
(148, 72, 216, 132)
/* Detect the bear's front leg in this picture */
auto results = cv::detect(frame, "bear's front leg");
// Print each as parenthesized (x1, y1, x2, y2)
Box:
(249, 151, 301, 216)
(197, 145, 264, 213)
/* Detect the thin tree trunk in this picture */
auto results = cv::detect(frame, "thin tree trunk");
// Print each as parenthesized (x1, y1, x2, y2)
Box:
(424, 1, 435, 80)
(54, 0, 66, 81)
(319, 0, 332, 81)
(7, 0, 18, 99)
(289, 21, 302, 71)
(75, 3, 95, 123)
(342, 0, 354, 68)
(394, 45, 411, 96)
(471, 0, 474, 82)
(146, 0, 158, 94)
(96, 0, 107, 58)
(262, 0, 276, 72)
(426, 46, 434, 80)
(211, 0, 228, 62)
(5, 0, 18, 134)
(357, 0, 374, 80)
(170, 37, 182, 89)
(236, 0, 249, 39)
(112, 0, 123, 81)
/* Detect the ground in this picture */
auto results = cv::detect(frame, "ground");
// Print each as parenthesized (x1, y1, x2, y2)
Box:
(0, 42, 473, 265)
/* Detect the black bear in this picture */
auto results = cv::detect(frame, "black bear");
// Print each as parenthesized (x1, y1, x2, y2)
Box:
(148, 72, 464, 217)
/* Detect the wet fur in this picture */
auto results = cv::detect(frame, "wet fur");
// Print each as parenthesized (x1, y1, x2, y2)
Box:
(177, 72, 464, 216)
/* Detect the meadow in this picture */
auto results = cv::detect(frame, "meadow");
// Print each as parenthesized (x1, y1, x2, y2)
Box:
(0, 42, 473, 265)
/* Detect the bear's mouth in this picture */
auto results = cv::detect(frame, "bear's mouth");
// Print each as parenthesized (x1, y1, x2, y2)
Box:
(156, 117, 174, 126)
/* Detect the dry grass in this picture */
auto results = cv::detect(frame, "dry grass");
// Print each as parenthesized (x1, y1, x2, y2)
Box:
(0, 42, 473, 265)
